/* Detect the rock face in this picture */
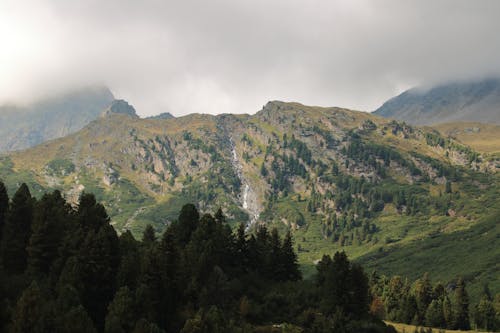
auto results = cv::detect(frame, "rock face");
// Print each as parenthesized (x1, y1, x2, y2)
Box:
(0, 86, 115, 152)
(146, 112, 175, 120)
(374, 78, 500, 125)
(101, 100, 138, 118)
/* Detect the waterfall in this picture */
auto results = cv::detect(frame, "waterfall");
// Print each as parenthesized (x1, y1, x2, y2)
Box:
(230, 138, 260, 226)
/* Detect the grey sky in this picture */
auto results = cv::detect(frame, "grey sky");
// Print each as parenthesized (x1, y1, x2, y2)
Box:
(1, 0, 499, 117)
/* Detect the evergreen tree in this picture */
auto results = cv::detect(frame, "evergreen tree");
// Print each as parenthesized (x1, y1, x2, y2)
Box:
(0, 180, 8, 245)
(10, 282, 54, 333)
(1, 183, 34, 274)
(77, 193, 110, 232)
(453, 278, 470, 330)
(175, 204, 199, 245)
(414, 273, 433, 324)
(105, 287, 137, 333)
(474, 295, 496, 331)
(281, 231, 301, 281)
(116, 230, 141, 290)
(142, 224, 157, 243)
(77, 224, 121, 330)
(425, 299, 445, 328)
(27, 190, 69, 277)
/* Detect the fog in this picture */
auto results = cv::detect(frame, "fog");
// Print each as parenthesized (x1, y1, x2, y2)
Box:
(1, 0, 499, 116)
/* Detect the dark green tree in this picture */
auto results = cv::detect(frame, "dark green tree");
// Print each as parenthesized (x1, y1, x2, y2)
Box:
(452, 278, 470, 330)
(0, 180, 8, 245)
(105, 287, 137, 333)
(1, 183, 34, 274)
(281, 231, 301, 281)
(27, 190, 69, 277)
(175, 204, 199, 245)
(10, 282, 54, 333)
(142, 224, 157, 243)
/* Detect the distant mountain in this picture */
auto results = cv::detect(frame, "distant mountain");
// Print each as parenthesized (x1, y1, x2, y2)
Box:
(374, 78, 500, 125)
(0, 87, 114, 152)
(146, 112, 175, 120)
(101, 99, 138, 118)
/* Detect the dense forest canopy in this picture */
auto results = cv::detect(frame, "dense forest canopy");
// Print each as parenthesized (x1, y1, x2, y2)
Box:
(0, 182, 498, 332)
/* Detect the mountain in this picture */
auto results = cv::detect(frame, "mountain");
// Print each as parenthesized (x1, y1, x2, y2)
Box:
(0, 86, 115, 152)
(374, 78, 500, 125)
(0, 100, 498, 298)
(146, 112, 175, 120)
(433, 122, 500, 154)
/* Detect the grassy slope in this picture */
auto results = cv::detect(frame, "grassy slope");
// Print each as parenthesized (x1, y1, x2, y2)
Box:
(433, 122, 500, 154)
(358, 209, 500, 303)
(385, 321, 490, 333)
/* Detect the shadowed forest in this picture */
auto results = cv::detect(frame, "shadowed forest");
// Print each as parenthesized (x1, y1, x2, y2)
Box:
(0, 183, 497, 332)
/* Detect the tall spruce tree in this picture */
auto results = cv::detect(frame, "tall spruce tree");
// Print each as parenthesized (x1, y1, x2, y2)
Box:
(1, 183, 34, 274)
(0, 180, 8, 245)
(453, 278, 470, 330)
(27, 190, 69, 277)
(281, 231, 301, 281)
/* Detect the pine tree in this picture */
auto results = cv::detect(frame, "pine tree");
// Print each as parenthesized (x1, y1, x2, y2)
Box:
(1, 183, 34, 274)
(142, 224, 157, 243)
(10, 282, 54, 333)
(453, 278, 470, 330)
(78, 224, 121, 330)
(105, 287, 137, 333)
(414, 273, 434, 324)
(176, 204, 199, 245)
(425, 299, 445, 328)
(474, 295, 496, 331)
(77, 193, 110, 232)
(27, 190, 69, 277)
(0, 180, 8, 245)
(281, 231, 301, 281)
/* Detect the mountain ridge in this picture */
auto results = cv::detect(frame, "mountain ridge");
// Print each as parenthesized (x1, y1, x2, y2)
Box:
(0, 100, 498, 299)
(0, 86, 115, 152)
(374, 78, 500, 125)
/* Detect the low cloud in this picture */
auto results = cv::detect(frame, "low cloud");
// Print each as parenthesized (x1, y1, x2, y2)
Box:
(1, 0, 499, 116)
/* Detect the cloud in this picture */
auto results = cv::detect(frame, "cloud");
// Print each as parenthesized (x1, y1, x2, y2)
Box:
(1, 0, 499, 116)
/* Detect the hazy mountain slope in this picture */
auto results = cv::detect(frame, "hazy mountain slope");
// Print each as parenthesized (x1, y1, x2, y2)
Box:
(374, 78, 500, 125)
(0, 86, 114, 152)
(433, 122, 500, 154)
(1, 100, 499, 298)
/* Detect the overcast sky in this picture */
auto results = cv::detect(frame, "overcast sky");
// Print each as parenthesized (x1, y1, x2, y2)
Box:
(1, 0, 500, 116)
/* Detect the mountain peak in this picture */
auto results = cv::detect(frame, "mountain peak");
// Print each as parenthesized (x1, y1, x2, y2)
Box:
(101, 99, 138, 118)
(146, 112, 175, 120)
(374, 78, 500, 125)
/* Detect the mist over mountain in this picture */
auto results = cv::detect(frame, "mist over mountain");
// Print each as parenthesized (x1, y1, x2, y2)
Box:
(0, 87, 114, 152)
(374, 78, 500, 125)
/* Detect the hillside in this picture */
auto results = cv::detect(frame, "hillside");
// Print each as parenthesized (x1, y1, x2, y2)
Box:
(374, 78, 500, 125)
(0, 86, 114, 152)
(433, 122, 500, 154)
(0, 100, 499, 298)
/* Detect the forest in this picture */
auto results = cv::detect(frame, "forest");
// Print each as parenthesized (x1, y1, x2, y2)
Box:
(0, 182, 497, 332)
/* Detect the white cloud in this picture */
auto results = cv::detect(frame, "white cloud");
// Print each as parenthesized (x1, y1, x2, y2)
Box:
(1, 0, 499, 115)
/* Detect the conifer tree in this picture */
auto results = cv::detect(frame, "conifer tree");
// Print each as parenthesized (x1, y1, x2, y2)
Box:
(281, 231, 301, 281)
(0, 180, 8, 245)
(453, 278, 470, 330)
(142, 224, 157, 243)
(1, 183, 34, 274)
(105, 287, 136, 333)
(27, 190, 68, 277)
(176, 204, 199, 245)
(10, 282, 54, 333)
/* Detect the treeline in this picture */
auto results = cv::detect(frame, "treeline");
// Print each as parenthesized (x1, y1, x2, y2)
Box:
(0, 182, 396, 333)
(370, 272, 500, 331)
